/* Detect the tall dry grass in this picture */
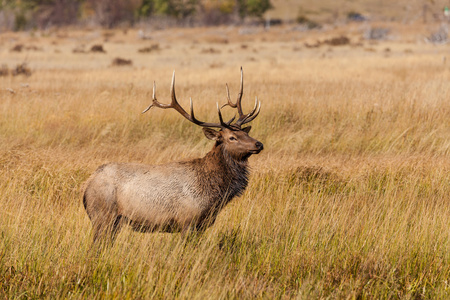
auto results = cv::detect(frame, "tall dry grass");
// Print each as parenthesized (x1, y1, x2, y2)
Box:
(1, 25, 450, 298)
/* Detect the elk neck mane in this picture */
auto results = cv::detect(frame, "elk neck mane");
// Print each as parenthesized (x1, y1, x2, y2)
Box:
(187, 141, 250, 205)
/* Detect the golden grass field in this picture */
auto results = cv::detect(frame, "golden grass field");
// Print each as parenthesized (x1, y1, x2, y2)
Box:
(1, 22, 450, 298)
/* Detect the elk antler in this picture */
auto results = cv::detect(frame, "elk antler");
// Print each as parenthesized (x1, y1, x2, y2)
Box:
(142, 71, 228, 129)
(143, 68, 260, 130)
(222, 67, 261, 127)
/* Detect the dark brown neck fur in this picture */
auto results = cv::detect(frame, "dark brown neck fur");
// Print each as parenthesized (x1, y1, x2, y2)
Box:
(187, 143, 250, 207)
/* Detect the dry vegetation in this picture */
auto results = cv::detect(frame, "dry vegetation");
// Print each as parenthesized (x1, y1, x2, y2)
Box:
(1, 22, 450, 298)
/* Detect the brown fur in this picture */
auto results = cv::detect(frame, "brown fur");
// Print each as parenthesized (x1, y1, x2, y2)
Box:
(83, 126, 263, 244)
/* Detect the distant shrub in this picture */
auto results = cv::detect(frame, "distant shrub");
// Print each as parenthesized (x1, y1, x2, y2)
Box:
(201, 47, 221, 54)
(138, 44, 160, 53)
(10, 44, 24, 52)
(138, 0, 199, 19)
(12, 63, 31, 77)
(347, 11, 367, 22)
(236, 0, 273, 20)
(14, 13, 27, 31)
(10, 44, 42, 52)
(296, 15, 321, 30)
(87, 0, 140, 28)
(323, 36, 350, 46)
(111, 57, 133, 66)
(90, 44, 106, 53)
(199, 0, 236, 25)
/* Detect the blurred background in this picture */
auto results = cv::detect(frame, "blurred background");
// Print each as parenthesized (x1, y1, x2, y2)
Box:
(1, 0, 449, 30)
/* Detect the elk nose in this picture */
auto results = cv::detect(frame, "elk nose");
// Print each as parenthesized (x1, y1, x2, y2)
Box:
(255, 141, 264, 150)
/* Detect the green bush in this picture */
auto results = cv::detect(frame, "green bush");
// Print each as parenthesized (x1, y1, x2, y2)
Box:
(138, 0, 199, 19)
(237, 0, 273, 19)
(296, 14, 321, 29)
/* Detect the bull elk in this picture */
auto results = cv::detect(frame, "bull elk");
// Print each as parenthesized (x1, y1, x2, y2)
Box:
(83, 68, 263, 244)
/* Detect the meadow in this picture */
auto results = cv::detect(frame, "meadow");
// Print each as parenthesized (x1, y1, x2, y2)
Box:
(1, 23, 450, 298)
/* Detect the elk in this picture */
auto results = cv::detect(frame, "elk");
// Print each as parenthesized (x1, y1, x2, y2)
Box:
(83, 68, 263, 244)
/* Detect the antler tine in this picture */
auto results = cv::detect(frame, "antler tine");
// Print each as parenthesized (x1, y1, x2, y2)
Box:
(221, 68, 244, 115)
(143, 72, 182, 114)
(222, 84, 237, 108)
(170, 71, 179, 108)
(216, 103, 226, 126)
(166, 71, 198, 121)
(189, 97, 195, 119)
(142, 81, 161, 113)
(246, 96, 259, 118)
(236, 66, 244, 116)
(236, 97, 261, 126)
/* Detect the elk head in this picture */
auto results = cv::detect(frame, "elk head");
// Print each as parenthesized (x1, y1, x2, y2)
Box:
(142, 67, 263, 160)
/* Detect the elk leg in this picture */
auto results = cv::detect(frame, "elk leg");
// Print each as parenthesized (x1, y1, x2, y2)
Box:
(92, 213, 122, 246)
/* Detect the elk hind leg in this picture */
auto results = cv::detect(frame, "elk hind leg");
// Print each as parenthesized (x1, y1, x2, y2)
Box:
(92, 214, 123, 247)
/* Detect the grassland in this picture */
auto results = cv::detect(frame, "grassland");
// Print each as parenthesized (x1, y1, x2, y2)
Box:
(1, 23, 450, 298)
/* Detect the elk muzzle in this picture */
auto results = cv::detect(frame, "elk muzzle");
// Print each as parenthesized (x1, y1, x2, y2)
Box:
(250, 141, 264, 154)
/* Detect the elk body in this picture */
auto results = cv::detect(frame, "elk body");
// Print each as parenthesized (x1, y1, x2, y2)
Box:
(83, 68, 263, 244)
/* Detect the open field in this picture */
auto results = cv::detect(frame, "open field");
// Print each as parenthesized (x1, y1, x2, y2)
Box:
(1, 23, 450, 298)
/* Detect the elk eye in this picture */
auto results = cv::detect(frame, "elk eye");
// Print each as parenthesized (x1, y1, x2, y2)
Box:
(229, 136, 237, 141)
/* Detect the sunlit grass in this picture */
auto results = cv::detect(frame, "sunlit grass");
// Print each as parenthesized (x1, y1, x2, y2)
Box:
(1, 25, 450, 299)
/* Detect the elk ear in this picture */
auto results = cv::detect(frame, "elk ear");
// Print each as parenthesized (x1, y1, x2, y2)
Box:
(241, 126, 252, 133)
(203, 128, 222, 141)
